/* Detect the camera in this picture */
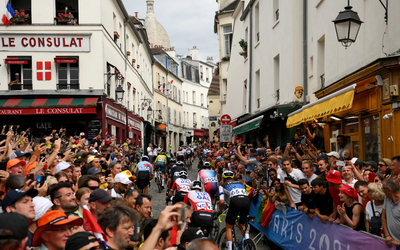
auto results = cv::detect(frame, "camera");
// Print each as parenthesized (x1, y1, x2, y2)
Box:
(284, 175, 297, 185)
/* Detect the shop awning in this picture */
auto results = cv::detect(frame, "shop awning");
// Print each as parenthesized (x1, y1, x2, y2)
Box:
(0, 97, 98, 115)
(194, 129, 205, 137)
(5, 57, 30, 64)
(54, 56, 78, 63)
(233, 115, 263, 135)
(286, 84, 356, 128)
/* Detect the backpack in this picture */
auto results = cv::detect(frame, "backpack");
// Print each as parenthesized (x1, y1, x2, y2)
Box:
(369, 201, 382, 236)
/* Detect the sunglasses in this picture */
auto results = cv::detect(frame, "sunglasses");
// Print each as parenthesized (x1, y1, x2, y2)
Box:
(89, 186, 99, 191)
(378, 164, 387, 167)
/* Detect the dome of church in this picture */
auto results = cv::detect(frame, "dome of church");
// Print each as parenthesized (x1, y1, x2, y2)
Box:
(145, 0, 171, 49)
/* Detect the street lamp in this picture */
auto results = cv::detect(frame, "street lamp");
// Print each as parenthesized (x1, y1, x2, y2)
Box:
(147, 106, 153, 117)
(115, 85, 125, 102)
(333, 0, 363, 48)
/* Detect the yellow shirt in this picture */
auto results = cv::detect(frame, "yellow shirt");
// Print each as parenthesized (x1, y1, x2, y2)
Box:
(155, 155, 167, 164)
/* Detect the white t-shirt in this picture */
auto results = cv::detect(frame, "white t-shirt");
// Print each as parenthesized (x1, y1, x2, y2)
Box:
(342, 178, 357, 188)
(147, 147, 153, 156)
(365, 200, 384, 221)
(153, 148, 158, 156)
(278, 168, 306, 204)
(306, 174, 318, 187)
(110, 188, 123, 198)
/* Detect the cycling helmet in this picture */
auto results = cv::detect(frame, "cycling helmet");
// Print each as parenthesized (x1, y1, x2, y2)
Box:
(176, 161, 184, 166)
(179, 170, 188, 178)
(190, 180, 202, 191)
(222, 170, 234, 179)
(159, 151, 165, 155)
(141, 156, 149, 161)
(203, 161, 211, 168)
(179, 147, 182, 151)
(169, 158, 176, 162)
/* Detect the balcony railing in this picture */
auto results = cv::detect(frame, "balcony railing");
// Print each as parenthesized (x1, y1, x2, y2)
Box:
(320, 74, 325, 88)
(57, 83, 80, 90)
(9, 84, 32, 90)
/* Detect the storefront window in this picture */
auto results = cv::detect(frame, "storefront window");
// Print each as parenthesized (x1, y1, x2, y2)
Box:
(330, 123, 342, 138)
(344, 119, 359, 134)
(363, 115, 380, 162)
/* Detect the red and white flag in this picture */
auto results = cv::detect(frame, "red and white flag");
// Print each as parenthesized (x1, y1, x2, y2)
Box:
(82, 205, 108, 243)
(37, 61, 51, 80)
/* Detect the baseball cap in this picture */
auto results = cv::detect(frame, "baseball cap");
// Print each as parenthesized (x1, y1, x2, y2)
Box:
(363, 161, 377, 169)
(87, 167, 102, 176)
(2, 189, 38, 211)
(253, 150, 266, 156)
(0, 212, 29, 240)
(32, 210, 83, 246)
(6, 159, 27, 170)
(91, 149, 98, 155)
(114, 173, 132, 184)
(89, 189, 112, 203)
(317, 154, 329, 160)
(55, 161, 72, 173)
(261, 157, 269, 162)
(339, 184, 358, 200)
(326, 151, 340, 159)
(66, 232, 98, 250)
(32, 196, 54, 222)
(325, 170, 342, 184)
(109, 161, 119, 168)
(87, 156, 96, 163)
(181, 227, 205, 244)
(122, 170, 132, 179)
(9, 150, 31, 160)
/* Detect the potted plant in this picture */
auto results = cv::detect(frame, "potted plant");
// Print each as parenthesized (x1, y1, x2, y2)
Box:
(127, 51, 131, 56)
(12, 9, 30, 24)
(137, 64, 140, 69)
(239, 39, 248, 58)
(132, 59, 136, 63)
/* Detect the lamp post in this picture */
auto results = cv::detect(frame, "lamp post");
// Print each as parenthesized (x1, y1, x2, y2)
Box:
(115, 74, 125, 102)
(332, 0, 363, 48)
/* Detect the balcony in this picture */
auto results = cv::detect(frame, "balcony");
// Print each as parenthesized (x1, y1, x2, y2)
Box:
(57, 82, 80, 90)
(9, 84, 32, 90)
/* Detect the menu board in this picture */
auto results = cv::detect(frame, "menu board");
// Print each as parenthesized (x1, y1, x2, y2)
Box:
(88, 120, 101, 140)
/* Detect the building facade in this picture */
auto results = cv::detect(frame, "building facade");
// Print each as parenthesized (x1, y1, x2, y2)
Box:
(0, 0, 154, 146)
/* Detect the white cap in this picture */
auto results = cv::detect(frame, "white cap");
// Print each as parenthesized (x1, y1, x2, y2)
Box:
(55, 161, 72, 173)
(15, 73, 19, 75)
(327, 151, 340, 159)
(114, 173, 132, 184)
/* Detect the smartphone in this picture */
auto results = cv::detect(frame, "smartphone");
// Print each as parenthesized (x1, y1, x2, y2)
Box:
(39, 175, 47, 187)
(26, 173, 34, 182)
(246, 170, 251, 175)
(176, 204, 188, 222)
(36, 175, 42, 183)
(301, 137, 307, 145)
(336, 161, 346, 167)
(40, 153, 46, 161)
(105, 169, 111, 177)
(368, 172, 376, 183)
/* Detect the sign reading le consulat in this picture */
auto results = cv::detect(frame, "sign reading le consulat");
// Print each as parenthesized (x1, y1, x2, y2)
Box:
(0, 33, 91, 52)
(0, 108, 95, 115)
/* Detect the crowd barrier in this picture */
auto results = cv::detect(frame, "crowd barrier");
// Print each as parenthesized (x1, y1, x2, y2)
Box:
(247, 191, 395, 250)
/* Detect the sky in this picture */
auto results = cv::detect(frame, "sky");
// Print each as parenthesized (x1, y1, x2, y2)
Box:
(122, 0, 219, 63)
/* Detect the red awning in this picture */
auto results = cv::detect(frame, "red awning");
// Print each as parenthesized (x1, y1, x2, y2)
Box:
(54, 56, 78, 63)
(5, 57, 29, 64)
(194, 129, 205, 137)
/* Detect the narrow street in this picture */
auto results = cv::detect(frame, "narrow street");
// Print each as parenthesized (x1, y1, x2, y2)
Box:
(149, 157, 271, 250)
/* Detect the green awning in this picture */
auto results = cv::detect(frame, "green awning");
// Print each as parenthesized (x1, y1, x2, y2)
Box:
(233, 116, 263, 135)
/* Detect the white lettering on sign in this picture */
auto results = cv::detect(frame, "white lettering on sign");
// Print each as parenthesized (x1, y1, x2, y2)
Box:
(105, 104, 126, 125)
(36, 122, 52, 129)
(220, 125, 232, 142)
(128, 117, 142, 131)
(0, 109, 23, 115)
(0, 33, 91, 52)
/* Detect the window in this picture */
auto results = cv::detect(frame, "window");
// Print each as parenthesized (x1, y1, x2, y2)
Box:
(243, 80, 247, 113)
(174, 109, 176, 125)
(58, 61, 79, 89)
(179, 90, 181, 103)
(274, 54, 280, 102)
(106, 64, 111, 96)
(192, 91, 196, 104)
(309, 56, 314, 77)
(7, 58, 32, 90)
(206, 68, 209, 82)
(132, 91, 136, 113)
(55, 0, 78, 25)
(317, 36, 325, 89)
(201, 116, 204, 127)
(193, 113, 197, 127)
(223, 25, 233, 57)
(363, 115, 381, 162)
(186, 92, 188, 102)
(168, 107, 171, 123)
(255, 3, 260, 42)
(255, 70, 260, 109)
(10, 0, 32, 25)
(201, 93, 204, 106)
(179, 112, 181, 126)
(173, 86, 177, 100)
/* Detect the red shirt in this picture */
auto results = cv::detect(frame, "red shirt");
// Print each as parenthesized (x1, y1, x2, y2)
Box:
(169, 226, 178, 247)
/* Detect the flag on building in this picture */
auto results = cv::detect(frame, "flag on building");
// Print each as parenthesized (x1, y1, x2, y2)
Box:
(37, 61, 52, 80)
(2, 1, 15, 27)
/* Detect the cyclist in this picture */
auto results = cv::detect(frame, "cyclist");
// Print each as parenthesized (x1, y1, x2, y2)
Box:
(168, 161, 186, 190)
(184, 181, 213, 232)
(169, 170, 191, 204)
(135, 156, 153, 194)
(197, 161, 218, 206)
(219, 170, 249, 250)
(153, 151, 167, 189)
(177, 147, 185, 162)
(186, 147, 193, 165)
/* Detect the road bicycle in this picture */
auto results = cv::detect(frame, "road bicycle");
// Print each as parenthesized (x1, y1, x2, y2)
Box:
(217, 214, 257, 250)
(154, 168, 163, 193)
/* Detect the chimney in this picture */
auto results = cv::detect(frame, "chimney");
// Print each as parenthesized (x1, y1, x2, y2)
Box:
(191, 46, 199, 60)
(135, 12, 138, 18)
(207, 56, 213, 64)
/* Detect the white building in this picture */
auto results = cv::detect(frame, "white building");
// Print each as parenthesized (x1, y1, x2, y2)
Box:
(218, 0, 400, 158)
(0, 0, 154, 146)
